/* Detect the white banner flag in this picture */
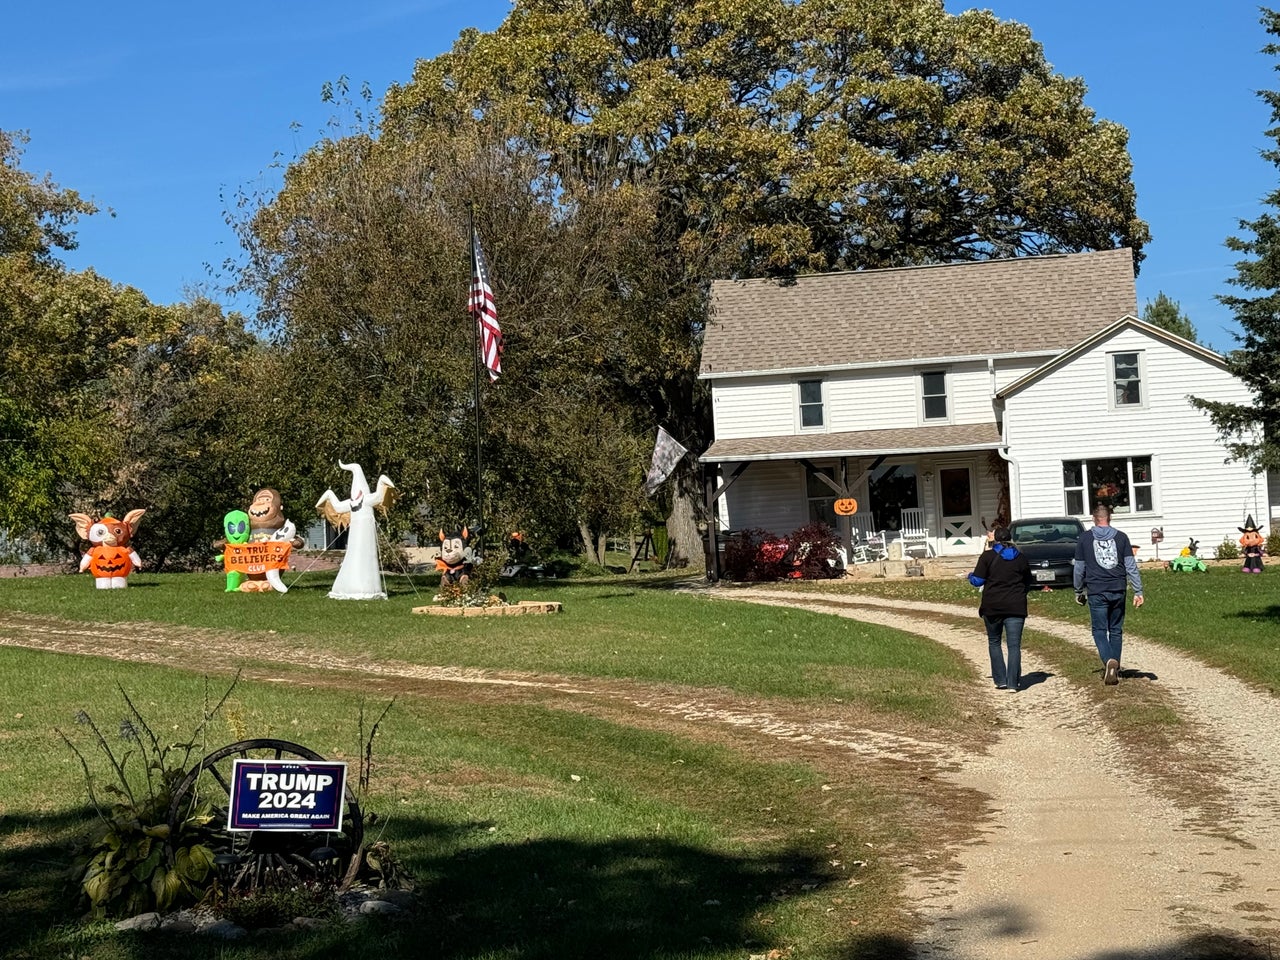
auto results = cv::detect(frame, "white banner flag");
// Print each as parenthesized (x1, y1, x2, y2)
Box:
(644, 426, 688, 496)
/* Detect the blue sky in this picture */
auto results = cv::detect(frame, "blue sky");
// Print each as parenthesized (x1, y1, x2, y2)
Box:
(2, 1, 1276, 352)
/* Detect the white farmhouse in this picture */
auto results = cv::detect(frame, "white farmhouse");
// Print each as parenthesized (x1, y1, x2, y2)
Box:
(699, 248, 1265, 573)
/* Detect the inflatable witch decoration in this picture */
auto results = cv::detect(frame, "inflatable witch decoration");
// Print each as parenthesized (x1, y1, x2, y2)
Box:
(315, 461, 397, 599)
(1240, 516, 1265, 574)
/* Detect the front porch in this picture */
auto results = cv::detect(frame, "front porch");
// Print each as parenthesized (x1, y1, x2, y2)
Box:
(702, 425, 1012, 582)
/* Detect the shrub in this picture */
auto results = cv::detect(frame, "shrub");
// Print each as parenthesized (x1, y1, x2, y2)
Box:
(1267, 530, 1280, 557)
(721, 528, 789, 582)
(1216, 538, 1240, 561)
(786, 522, 845, 580)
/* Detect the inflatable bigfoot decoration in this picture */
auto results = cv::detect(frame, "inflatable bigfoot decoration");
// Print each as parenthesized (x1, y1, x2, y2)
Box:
(216, 489, 303, 593)
(69, 510, 146, 588)
(316, 461, 397, 600)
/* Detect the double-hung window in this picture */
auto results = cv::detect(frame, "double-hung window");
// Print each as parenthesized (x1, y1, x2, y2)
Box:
(798, 379, 825, 429)
(920, 370, 949, 421)
(1110, 351, 1144, 408)
(1063, 457, 1155, 515)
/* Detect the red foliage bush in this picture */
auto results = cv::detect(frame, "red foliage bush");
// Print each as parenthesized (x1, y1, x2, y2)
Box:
(721, 528, 790, 581)
(786, 521, 845, 579)
(721, 523, 844, 581)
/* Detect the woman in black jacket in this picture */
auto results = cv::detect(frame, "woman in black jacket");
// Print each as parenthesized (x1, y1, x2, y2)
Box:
(968, 526, 1033, 692)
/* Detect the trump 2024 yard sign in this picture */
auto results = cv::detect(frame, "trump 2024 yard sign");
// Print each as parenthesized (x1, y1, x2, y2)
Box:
(227, 759, 348, 832)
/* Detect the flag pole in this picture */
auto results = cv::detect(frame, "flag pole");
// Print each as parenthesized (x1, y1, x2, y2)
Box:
(469, 206, 485, 543)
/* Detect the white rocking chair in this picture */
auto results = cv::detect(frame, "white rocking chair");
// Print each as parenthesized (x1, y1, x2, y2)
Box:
(899, 507, 934, 558)
(849, 515, 888, 564)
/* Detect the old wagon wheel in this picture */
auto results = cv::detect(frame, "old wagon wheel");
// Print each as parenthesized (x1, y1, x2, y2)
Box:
(167, 738, 364, 892)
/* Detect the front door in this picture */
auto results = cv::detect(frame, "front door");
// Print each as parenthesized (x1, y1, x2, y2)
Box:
(937, 463, 980, 556)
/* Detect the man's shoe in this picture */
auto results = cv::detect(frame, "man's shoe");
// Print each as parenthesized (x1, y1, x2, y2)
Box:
(1104, 659, 1120, 685)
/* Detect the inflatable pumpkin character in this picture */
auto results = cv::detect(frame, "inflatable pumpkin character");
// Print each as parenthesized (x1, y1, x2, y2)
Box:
(1239, 516, 1265, 574)
(69, 510, 145, 589)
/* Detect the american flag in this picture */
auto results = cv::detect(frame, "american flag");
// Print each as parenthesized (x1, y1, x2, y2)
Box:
(468, 230, 503, 380)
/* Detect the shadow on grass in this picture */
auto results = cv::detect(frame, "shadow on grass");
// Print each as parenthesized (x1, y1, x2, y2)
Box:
(7, 811, 1272, 960)
(2, 809, 911, 960)
(1119, 668, 1159, 681)
(1228, 604, 1280, 623)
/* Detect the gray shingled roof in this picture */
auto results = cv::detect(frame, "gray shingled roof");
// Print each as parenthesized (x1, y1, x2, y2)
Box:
(701, 248, 1138, 377)
(701, 422, 1002, 463)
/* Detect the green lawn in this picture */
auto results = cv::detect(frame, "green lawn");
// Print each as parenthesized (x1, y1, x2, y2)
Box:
(0, 572, 980, 960)
(5, 563, 1271, 959)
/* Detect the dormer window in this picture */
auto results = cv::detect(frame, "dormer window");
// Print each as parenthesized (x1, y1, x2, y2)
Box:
(1111, 352, 1144, 408)
(798, 379, 825, 429)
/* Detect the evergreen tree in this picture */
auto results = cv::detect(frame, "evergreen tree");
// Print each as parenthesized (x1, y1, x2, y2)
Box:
(1141, 291, 1197, 343)
(1191, 8, 1280, 472)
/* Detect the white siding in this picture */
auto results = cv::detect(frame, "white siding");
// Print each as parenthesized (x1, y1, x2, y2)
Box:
(1006, 329, 1264, 558)
(711, 355, 1055, 440)
(716, 460, 807, 534)
(826, 370, 916, 431)
(712, 376, 795, 439)
(948, 361, 994, 425)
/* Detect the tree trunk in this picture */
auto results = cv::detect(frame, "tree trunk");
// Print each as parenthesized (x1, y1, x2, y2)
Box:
(578, 520, 605, 566)
(665, 481, 704, 572)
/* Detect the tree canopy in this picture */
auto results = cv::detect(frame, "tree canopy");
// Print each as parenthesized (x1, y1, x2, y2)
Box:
(1141, 291, 1198, 343)
(1191, 8, 1280, 474)
(240, 0, 1147, 563)
(3, 1, 1153, 568)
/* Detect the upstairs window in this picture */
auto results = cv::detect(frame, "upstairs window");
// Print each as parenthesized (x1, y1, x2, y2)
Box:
(1111, 352, 1144, 407)
(798, 379, 825, 429)
(920, 370, 949, 421)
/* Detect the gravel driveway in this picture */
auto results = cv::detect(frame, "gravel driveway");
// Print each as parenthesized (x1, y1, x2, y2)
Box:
(712, 587, 1280, 959)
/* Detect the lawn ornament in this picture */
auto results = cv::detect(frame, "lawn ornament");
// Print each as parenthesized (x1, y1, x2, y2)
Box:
(214, 510, 251, 592)
(1168, 541, 1207, 573)
(437, 527, 475, 589)
(245, 488, 303, 592)
(1240, 516, 1265, 573)
(69, 510, 145, 589)
(316, 461, 397, 600)
(247, 488, 303, 546)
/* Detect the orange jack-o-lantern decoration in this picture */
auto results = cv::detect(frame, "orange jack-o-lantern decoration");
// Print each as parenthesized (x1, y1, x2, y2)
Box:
(69, 508, 146, 589)
(833, 497, 858, 517)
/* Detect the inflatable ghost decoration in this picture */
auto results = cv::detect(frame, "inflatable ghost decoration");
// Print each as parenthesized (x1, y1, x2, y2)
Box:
(316, 461, 397, 599)
(69, 510, 145, 589)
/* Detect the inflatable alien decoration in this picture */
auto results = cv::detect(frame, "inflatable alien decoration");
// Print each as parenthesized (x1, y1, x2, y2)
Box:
(215, 510, 251, 592)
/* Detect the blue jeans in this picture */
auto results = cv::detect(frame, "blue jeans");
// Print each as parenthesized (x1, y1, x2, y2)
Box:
(984, 615, 1024, 690)
(1087, 593, 1126, 665)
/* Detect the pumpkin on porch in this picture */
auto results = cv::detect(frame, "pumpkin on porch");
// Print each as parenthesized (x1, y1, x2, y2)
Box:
(833, 497, 858, 516)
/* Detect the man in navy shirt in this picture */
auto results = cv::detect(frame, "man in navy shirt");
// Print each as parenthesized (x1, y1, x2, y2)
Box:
(1073, 503, 1144, 685)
